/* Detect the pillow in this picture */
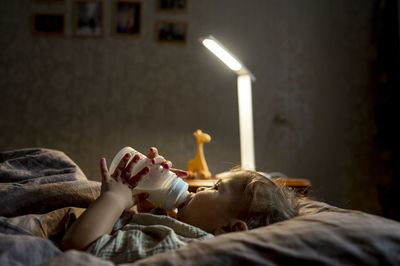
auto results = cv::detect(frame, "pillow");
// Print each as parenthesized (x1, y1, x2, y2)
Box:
(131, 200, 400, 266)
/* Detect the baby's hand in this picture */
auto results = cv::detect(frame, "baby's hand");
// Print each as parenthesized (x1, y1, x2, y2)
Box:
(147, 147, 189, 178)
(100, 155, 149, 210)
(134, 147, 188, 213)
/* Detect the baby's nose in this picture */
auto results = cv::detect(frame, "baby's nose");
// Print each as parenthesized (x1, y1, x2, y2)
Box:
(196, 187, 207, 193)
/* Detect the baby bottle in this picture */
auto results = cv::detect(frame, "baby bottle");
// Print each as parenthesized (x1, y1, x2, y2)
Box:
(109, 146, 189, 211)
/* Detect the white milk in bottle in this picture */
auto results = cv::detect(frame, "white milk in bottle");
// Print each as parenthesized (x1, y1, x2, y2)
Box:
(109, 147, 189, 211)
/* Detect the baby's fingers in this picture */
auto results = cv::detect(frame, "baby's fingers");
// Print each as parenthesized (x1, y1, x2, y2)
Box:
(151, 154, 171, 170)
(161, 160, 172, 170)
(170, 168, 189, 178)
(100, 158, 111, 183)
(147, 147, 159, 159)
(111, 153, 131, 178)
(152, 155, 166, 165)
(128, 166, 150, 188)
(122, 154, 141, 180)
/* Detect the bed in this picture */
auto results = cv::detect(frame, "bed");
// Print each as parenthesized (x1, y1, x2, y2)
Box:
(1, 148, 399, 266)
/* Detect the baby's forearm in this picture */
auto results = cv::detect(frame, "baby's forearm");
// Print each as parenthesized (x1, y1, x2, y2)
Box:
(60, 191, 126, 251)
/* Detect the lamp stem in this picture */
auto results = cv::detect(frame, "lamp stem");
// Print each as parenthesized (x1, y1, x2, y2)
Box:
(237, 74, 255, 170)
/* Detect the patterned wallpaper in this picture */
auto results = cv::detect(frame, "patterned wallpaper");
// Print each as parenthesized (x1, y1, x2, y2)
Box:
(0, 0, 388, 215)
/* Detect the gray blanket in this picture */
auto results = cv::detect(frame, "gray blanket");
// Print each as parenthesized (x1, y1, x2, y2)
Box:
(1, 148, 400, 266)
(0, 148, 101, 265)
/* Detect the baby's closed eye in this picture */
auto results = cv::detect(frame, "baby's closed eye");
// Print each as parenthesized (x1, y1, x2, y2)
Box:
(212, 180, 222, 190)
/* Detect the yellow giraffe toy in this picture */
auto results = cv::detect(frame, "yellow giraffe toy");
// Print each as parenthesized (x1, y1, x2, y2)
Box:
(187, 129, 212, 179)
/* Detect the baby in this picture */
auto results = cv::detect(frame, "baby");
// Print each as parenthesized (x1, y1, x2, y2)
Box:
(60, 147, 298, 263)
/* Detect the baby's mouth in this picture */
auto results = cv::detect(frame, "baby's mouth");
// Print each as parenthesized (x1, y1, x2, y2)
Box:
(177, 192, 194, 210)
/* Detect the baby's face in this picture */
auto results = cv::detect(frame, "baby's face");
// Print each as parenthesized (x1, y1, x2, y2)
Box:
(177, 176, 246, 234)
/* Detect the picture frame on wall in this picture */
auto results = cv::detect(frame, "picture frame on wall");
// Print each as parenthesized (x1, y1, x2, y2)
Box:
(155, 21, 187, 44)
(113, 0, 141, 37)
(74, 0, 103, 37)
(32, 13, 65, 36)
(157, 0, 187, 13)
(33, 0, 66, 3)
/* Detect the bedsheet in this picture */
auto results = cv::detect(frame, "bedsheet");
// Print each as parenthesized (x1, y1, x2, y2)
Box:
(1, 148, 399, 266)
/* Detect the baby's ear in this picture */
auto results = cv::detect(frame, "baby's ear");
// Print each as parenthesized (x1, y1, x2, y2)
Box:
(230, 219, 248, 232)
(213, 219, 248, 235)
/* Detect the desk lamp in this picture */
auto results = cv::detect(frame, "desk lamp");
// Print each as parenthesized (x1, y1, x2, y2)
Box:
(200, 35, 256, 170)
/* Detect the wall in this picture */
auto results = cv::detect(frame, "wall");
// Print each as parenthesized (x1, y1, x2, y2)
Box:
(0, 0, 392, 215)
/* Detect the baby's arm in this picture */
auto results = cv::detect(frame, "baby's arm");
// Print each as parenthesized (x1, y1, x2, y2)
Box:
(60, 153, 149, 251)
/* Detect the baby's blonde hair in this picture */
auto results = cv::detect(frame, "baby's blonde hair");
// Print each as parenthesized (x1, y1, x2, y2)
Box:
(229, 169, 299, 230)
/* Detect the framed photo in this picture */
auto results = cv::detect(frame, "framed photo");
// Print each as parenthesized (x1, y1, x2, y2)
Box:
(74, 0, 103, 37)
(33, 0, 66, 3)
(157, 0, 187, 13)
(113, 1, 141, 37)
(32, 13, 65, 36)
(155, 21, 187, 44)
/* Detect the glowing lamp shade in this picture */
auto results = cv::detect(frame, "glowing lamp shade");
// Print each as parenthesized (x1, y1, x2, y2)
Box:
(201, 39, 242, 71)
(200, 35, 256, 171)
